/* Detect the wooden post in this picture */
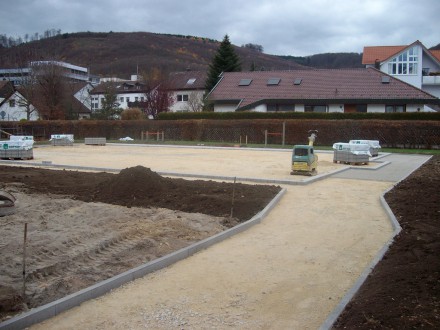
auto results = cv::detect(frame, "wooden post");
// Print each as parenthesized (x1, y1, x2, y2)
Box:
(230, 177, 236, 218)
(246, 135, 248, 145)
(264, 130, 268, 147)
(282, 121, 286, 146)
(22, 223, 28, 300)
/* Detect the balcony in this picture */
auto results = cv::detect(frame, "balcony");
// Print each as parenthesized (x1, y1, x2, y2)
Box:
(422, 75, 440, 85)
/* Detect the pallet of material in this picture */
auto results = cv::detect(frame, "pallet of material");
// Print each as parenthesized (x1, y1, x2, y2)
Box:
(51, 138, 73, 146)
(0, 148, 34, 160)
(84, 137, 106, 146)
(333, 150, 369, 165)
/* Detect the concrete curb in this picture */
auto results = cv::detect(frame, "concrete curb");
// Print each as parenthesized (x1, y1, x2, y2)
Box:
(318, 155, 432, 330)
(0, 189, 286, 330)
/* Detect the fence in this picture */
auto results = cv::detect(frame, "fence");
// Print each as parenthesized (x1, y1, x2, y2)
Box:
(2, 120, 440, 149)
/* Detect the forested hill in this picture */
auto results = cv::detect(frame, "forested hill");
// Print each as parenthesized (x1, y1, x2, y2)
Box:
(0, 31, 307, 78)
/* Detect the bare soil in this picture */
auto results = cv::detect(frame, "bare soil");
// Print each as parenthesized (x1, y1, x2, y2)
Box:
(0, 165, 280, 322)
(334, 155, 440, 329)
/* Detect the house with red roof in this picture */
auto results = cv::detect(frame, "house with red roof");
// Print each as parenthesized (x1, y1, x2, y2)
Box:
(206, 68, 439, 113)
(362, 40, 440, 109)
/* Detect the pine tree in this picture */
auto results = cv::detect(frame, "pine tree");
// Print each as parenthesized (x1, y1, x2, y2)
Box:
(205, 35, 241, 92)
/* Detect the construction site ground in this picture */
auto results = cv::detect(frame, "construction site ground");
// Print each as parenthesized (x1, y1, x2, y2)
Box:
(0, 144, 437, 329)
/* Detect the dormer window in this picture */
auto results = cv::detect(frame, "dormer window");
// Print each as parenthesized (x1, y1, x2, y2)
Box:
(388, 46, 418, 75)
(187, 78, 196, 85)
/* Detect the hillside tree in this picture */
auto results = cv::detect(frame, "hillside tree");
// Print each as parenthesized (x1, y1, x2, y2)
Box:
(205, 35, 241, 92)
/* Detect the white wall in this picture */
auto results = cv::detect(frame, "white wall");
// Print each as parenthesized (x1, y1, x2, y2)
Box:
(0, 92, 39, 121)
(169, 90, 205, 112)
(214, 104, 238, 112)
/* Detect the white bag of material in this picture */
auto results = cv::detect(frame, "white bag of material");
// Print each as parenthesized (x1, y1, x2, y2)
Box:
(0, 140, 33, 151)
(10, 135, 34, 147)
(50, 134, 74, 142)
(349, 140, 381, 149)
(332, 142, 371, 156)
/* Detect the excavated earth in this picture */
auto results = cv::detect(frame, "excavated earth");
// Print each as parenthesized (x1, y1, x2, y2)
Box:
(0, 165, 280, 322)
(334, 155, 440, 329)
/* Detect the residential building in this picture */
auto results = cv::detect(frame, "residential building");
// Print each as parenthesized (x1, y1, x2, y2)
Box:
(167, 71, 207, 112)
(0, 61, 91, 86)
(90, 80, 149, 111)
(0, 81, 38, 121)
(206, 68, 439, 113)
(362, 40, 440, 109)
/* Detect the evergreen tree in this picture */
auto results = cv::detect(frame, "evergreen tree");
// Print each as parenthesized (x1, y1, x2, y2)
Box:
(205, 35, 241, 91)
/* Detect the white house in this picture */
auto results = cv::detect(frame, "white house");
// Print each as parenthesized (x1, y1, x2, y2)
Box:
(0, 81, 38, 121)
(362, 40, 440, 110)
(167, 71, 207, 112)
(90, 80, 149, 111)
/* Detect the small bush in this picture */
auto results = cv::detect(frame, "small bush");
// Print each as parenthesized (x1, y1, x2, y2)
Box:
(121, 108, 145, 120)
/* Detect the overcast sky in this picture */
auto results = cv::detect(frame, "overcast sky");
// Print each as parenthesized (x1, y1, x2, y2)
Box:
(2, 0, 439, 56)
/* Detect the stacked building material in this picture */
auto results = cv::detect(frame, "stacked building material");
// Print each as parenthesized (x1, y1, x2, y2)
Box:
(349, 140, 381, 157)
(332, 142, 371, 165)
(0, 135, 34, 159)
(50, 134, 74, 146)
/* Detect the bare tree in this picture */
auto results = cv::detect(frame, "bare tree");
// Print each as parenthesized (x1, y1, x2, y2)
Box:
(140, 69, 173, 118)
(183, 91, 203, 112)
(32, 62, 67, 120)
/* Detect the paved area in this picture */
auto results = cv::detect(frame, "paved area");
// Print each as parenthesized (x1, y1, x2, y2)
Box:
(2, 146, 431, 329)
(332, 153, 431, 182)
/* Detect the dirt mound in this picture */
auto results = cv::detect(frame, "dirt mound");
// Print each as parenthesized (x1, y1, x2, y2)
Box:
(94, 166, 173, 205)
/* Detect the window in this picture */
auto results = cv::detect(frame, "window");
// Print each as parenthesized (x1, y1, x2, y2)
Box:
(238, 79, 252, 86)
(120, 97, 124, 103)
(126, 97, 129, 103)
(356, 105, 367, 113)
(187, 78, 196, 85)
(267, 104, 295, 112)
(293, 78, 302, 85)
(177, 94, 189, 102)
(135, 97, 139, 102)
(267, 78, 281, 85)
(141, 97, 145, 102)
(305, 105, 327, 113)
(388, 46, 418, 75)
(386, 105, 406, 113)
(9, 99, 15, 107)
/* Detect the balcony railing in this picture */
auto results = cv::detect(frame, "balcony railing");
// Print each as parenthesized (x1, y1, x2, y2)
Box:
(422, 75, 440, 85)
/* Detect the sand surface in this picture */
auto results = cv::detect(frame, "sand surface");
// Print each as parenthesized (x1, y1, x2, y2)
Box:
(2, 145, 394, 329)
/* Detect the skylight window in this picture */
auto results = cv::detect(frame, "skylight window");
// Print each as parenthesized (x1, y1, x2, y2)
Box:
(239, 79, 252, 86)
(267, 78, 281, 85)
(187, 78, 196, 85)
(294, 78, 302, 85)
(381, 76, 391, 84)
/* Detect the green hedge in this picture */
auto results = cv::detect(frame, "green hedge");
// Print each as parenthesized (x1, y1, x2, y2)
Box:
(1, 118, 439, 149)
(157, 111, 440, 121)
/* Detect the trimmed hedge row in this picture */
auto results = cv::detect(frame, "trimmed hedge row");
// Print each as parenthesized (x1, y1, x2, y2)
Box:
(1, 119, 439, 148)
(157, 111, 440, 121)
